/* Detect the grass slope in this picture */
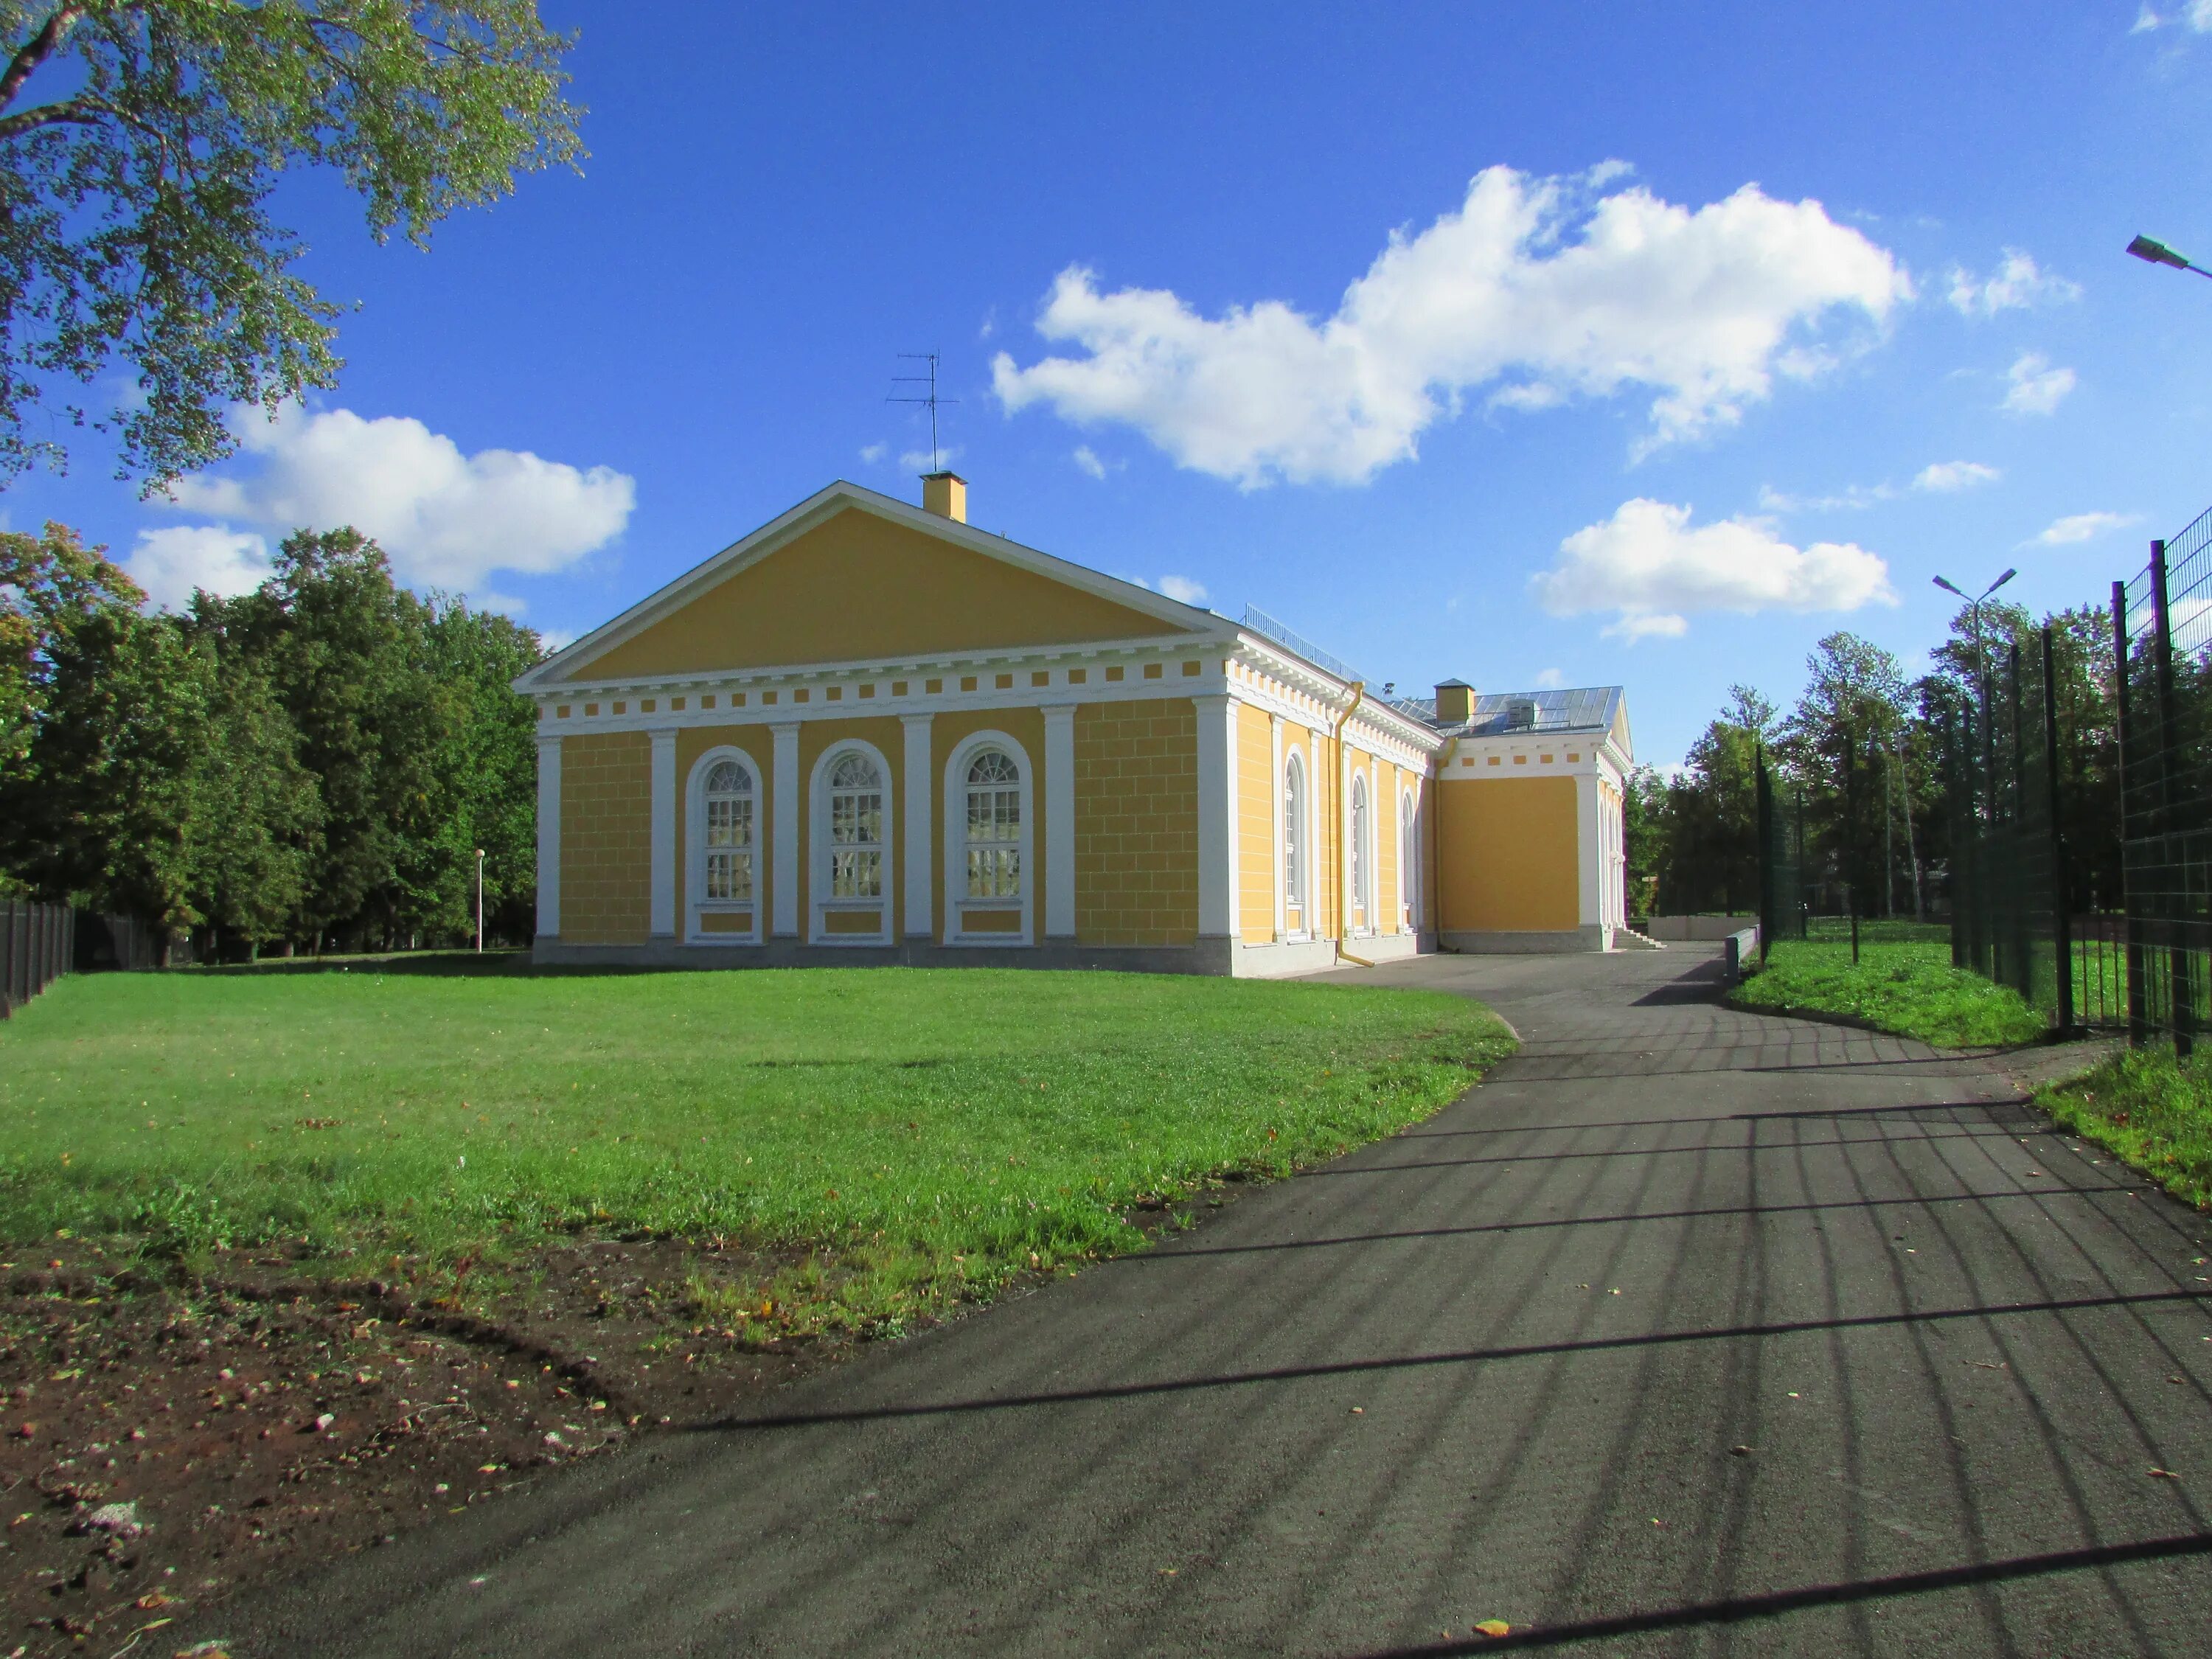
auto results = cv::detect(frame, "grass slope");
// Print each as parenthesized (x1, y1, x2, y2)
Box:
(2040, 1047, 2212, 1212)
(0, 964, 1512, 1329)
(1730, 929, 2045, 1048)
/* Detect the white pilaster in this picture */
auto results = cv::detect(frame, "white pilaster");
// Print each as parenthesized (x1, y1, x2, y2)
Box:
(771, 721, 801, 938)
(1576, 767, 1600, 930)
(1195, 693, 1235, 939)
(535, 732, 561, 939)
(1269, 714, 1284, 941)
(902, 713, 933, 939)
(648, 727, 677, 939)
(1042, 703, 1077, 939)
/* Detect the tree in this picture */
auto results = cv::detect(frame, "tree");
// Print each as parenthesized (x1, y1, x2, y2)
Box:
(221, 526, 443, 946)
(0, 526, 211, 931)
(1652, 684, 1774, 914)
(0, 1, 581, 486)
(414, 597, 541, 941)
(1781, 633, 1912, 914)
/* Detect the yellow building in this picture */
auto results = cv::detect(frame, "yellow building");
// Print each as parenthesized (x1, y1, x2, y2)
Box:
(515, 475, 1633, 973)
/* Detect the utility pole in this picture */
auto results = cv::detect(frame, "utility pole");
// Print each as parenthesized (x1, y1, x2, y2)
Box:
(475, 849, 486, 954)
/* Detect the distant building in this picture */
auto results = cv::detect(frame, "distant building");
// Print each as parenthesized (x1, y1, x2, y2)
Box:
(514, 475, 1631, 973)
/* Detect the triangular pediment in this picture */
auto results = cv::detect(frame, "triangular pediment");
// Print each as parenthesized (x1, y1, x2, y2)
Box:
(527, 484, 1207, 687)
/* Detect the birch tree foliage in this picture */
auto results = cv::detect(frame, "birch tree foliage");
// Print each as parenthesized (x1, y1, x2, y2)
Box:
(0, 1, 581, 487)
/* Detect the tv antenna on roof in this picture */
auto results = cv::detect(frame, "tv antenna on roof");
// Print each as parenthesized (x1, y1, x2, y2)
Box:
(888, 352, 959, 473)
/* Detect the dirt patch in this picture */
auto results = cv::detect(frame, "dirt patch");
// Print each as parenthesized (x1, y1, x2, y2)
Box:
(0, 1194, 1229, 1656)
(0, 1234, 864, 1656)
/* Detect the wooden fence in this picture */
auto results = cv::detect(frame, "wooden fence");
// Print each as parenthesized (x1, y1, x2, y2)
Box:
(1, 899, 74, 1017)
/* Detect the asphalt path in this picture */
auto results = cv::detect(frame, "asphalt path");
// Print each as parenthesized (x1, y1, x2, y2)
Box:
(204, 947, 2212, 1657)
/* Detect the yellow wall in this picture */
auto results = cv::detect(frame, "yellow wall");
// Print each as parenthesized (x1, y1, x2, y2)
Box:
(560, 732, 652, 945)
(573, 506, 1191, 681)
(1436, 775, 1579, 932)
(1236, 702, 1275, 945)
(673, 724, 776, 930)
(1074, 698, 1197, 945)
(930, 706, 1049, 943)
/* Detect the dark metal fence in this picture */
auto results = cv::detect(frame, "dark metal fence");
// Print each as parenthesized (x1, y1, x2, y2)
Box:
(1942, 627, 2083, 1027)
(2117, 512, 2212, 1054)
(1, 900, 74, 1017)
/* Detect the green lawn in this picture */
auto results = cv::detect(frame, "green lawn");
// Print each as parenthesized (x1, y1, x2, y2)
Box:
(1729, 923, 2047, 1047)
(2041, 1046, 2212, 1212)
(0, 963, 1512, 1329)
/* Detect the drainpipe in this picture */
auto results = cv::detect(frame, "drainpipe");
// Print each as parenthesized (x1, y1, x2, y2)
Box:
(1333, 682, 1374, 967)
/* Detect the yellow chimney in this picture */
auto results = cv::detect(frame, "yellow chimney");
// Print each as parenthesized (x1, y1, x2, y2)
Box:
(922, 470, 967, 524)
(1434, 678, 1475, 726)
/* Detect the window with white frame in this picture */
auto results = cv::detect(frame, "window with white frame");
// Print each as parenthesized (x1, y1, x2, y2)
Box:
(1350, 771, 1372, 933)
(964, 750, 1022, 900)
(1399, 788, 1418, 931)
(1282, 751, 1307, 917)
(703, 759, 754, 901)
(827, 751, 885, 899)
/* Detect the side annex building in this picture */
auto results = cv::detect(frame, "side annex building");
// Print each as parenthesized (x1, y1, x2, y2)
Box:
(515, 474, 1632, 975)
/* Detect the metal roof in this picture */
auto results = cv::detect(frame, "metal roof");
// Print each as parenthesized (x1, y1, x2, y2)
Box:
(1401, 686, 1625, 737)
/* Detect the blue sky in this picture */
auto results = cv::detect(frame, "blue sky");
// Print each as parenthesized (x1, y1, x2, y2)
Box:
(13, 1, 2212, 766)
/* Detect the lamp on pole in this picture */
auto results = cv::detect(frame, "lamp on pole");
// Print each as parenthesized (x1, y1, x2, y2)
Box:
(1933, 570, 2017, 824)
(2126, 234, 2212, 282)
(474, 849, 486, 954)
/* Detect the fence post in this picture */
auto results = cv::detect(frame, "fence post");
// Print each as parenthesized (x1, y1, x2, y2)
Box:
(1756, 744, 1774, 964)
(2151, 540, 2194, 1057)
(2042, 625, 2073, 1035)
(2115, 580, 2147, 1046)
(1794, 785, 1808, 938)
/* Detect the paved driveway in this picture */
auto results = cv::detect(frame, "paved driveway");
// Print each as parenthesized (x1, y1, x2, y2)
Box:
(211, 948, 2211, 1657)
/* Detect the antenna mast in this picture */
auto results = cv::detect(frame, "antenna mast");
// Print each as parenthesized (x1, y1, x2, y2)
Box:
(888, 352, 959, 473)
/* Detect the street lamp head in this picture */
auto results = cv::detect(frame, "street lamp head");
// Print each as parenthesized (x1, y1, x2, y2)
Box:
(1989, 568, 2017, 595)
(1933, 575, 1966, 598)
(2129, 233, 2192, 270)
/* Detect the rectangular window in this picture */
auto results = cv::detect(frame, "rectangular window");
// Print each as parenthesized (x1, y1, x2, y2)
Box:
(704, 795, 755, 901)
(830, 788, 883, 898)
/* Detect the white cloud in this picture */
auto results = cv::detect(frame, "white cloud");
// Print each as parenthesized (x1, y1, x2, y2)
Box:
(1157, 574, 1208, 605)
(858, 442, 888, 465)
(1532, 667, 1566, 689)
(2026, 511, 2142, 546)
(1534, 498, 1896, 639)
(124, 525, 274, 611)
(1913, 459, 2002, 493)
(1759, 481, 1893, 512)
(1071, 445, 1122, 480)
(161, 404, 635, 591)
(2133, 2, 2212, 29)
(536, 627, 577, 654)
(897, 444, 963, 473)
(992, 164, 1908, 485)
(2003, 352, 2076, 415)
(1946, 250, 2080, 317)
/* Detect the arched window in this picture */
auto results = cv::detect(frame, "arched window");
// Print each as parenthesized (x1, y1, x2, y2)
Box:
(686, 748, 762, 944)
(1282, 751, 1307, 921)
(943, 732, 1034, 944)
(827, 751, 885, 898)
(1350, 771, 1372, 933)
(703, 759, 754, 901)
(964, 749, 1022, 900)
(1399, 789, 1419, 931)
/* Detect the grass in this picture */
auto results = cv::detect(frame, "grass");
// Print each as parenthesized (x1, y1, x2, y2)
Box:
(1728, 920, 2047, 1048)
(2040, 1047, 2212, 1212)
(0, 963, 1513, 1332)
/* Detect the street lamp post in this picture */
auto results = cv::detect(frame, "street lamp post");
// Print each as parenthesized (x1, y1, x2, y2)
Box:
(1933, 570, 2017, 824)
(474, 849, 486, 954)
(2127, 234, 2212, 282)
